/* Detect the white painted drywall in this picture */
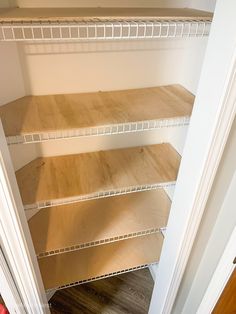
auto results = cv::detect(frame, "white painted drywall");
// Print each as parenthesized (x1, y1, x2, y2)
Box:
(0, 43, 25, 106)
(18, 39, 203, 96)
(0, 1, 25, 106)
(8, 143, 39, 171)
(7, 0, 218, 11)
(190, 0, 216, 12)
(14, 0, 212, 97)
(15, 0, 189, 8)
(172, 116, 236, 313)
(0, 0, 25, 106)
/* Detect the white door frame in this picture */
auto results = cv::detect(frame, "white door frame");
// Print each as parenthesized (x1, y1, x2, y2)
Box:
(0, 1, 236, 314)
(0, 247, 25, 313)
(197, 226, 236, 313)
(0, 121, 49, 314)
(149, 0, 236, 313)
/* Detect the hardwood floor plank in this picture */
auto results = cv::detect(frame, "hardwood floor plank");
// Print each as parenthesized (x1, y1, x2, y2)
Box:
(213, 269, 236, 314)
(50, 269, 154, 314)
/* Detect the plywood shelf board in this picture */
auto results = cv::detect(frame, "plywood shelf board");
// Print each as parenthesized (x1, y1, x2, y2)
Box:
(39, 233, 162, 290)
(16, 143, 180, 209)
(29, 189, 170, 257)
(0, 85, 194, 143)
(0, 8, 213, 23)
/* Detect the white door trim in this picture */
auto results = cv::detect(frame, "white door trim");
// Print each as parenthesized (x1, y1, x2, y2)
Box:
(0, 121, 49, 313)
(0, 248, 25, 313)
(197, 226, 236, 314)
(149, 0, 236, 313)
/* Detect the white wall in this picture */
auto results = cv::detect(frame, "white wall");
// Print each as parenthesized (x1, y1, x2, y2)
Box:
(0, 43, 25, 106)
(178, 38, 209, 93)
(10, 0, 217, 11)
(8, 0, 217, 11)
(190, 0, 216, 12)
(18, 39, 205, 96)
(0, 0, 25, 106)
(13, 0, 213, 96)
(173, 116, 236, 313)
(8, 143, 38, 171)
(15, 0, 189, 8)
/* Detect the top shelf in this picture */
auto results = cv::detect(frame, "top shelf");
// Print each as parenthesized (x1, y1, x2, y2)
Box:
(0, 8, 213, 22)
(0, 8, 213, 41)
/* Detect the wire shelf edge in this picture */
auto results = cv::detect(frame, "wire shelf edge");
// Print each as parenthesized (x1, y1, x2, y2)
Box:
(7, 116, 190, 145)
(0, 19, 211, 42)
(46, 262, 158, 293)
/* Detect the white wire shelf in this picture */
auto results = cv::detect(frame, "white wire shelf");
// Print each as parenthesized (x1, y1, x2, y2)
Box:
(7, 116, 190, 145)
(0, 19, 211, 42)
(39, 232, 162, 291)
(46, 262, 157, 293)
(24, 181, 175, 211)
(37, 227, 161, 259)
(16, 144, 179, 211)
(30, 189, 170, 259)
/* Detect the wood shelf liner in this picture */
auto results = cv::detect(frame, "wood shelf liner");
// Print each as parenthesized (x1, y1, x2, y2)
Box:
(16, 143, 180, 210)
(0, 8, 213, 23)
(0, 85, 194, 143)
(39, 233, 162, 291)
(29, 189, 170, 257)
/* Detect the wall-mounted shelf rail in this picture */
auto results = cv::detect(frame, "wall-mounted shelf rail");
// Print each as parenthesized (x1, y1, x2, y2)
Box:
(0, 8, 213, 41)
(29, 189, 170, 258)
(16, 143, 180, 210)
(39, 233, 162, 291)
(0, 85, 194, 145)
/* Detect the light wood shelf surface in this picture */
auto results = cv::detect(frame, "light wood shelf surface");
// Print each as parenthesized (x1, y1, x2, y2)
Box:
(39, 233, 162, 290)
(0, 8, 213, 23)
(0, 85, 194, 142)
(29, 189, 170, 257)
(16, 143, 180, 209)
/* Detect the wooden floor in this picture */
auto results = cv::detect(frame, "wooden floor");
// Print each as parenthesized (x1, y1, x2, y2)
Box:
(50, 269, 154, 314)
(212, 269, 236, 314)
(0, 295, 5, 305)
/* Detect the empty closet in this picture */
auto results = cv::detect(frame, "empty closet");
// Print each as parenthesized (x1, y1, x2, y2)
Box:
(0, 1, 218, 313)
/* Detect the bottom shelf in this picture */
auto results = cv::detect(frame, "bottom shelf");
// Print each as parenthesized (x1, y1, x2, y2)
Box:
(39, 234, 163, 291)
